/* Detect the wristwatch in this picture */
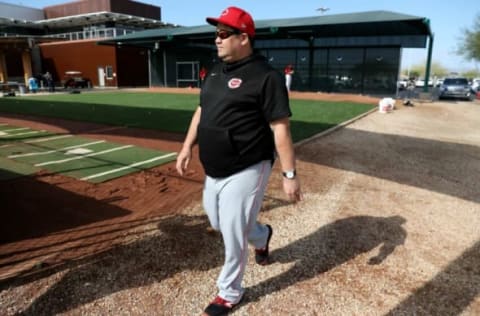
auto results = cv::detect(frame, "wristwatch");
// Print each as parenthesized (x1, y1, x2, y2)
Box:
(282, 169, 296, 179)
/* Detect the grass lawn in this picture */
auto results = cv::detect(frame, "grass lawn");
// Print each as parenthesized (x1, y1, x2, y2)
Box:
(0, 91, 375, 142)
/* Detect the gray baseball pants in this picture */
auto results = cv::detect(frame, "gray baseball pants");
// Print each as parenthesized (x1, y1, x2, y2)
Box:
(203, 160, 272, 303)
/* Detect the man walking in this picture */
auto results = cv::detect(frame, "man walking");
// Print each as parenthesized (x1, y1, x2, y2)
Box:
(176, 6, 302, 315)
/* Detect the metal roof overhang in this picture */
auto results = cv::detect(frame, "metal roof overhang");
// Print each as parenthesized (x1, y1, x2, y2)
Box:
(0, 11, 175, 30)
(34, 11, 173, 29)
(0, 17, 42, 29)
(98, 10, 432, 49)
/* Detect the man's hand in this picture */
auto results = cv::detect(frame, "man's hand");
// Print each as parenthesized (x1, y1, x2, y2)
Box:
(283, 177, 303, 202)
(176, 106, 201, 176)
(176, 147, 192, 176)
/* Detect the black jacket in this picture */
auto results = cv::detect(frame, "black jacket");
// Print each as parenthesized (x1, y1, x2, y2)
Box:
(198, 54, 291, 177)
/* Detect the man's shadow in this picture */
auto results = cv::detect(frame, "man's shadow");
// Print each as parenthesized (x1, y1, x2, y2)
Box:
(18, 214, 223, 315)
(246, 215, 407, 302)
(18, 214, 406, 314)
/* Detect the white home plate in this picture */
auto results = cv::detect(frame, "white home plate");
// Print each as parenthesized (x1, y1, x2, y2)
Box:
(66, 148, 93, 155)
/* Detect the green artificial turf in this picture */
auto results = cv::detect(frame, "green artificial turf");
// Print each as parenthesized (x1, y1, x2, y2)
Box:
(0, 130, 176, 182)
(0, 91, 375, 142)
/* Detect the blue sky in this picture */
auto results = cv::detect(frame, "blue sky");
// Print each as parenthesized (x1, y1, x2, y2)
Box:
(3, 0, 479, 72)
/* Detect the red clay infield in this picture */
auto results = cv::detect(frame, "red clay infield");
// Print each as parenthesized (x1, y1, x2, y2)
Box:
(0, 89, 377, 281)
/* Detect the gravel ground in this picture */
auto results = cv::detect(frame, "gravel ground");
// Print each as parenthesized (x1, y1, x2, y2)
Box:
(1, 99, 480, 315)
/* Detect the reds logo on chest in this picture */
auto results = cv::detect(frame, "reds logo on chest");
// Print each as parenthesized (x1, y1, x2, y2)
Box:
(228, 78, 243, 89)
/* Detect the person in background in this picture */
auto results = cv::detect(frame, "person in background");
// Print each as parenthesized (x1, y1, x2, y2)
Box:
(284, 64, 294, 92)
(199, 66, 207, 87)
(28, 76, 38, 93)
(44, 71, 55, 92)
(403, 77, 416, 106)
(176, 6, 302, 316)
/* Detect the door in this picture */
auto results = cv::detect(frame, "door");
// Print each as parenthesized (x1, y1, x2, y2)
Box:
(97, 67, 105, 87)
(176, 61, 199, 88)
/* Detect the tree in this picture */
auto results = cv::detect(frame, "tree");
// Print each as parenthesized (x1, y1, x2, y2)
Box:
(462, 69, 480, 79)
(457, 13, 480, 63)
(430, 62, 449, 78)
(402, 61, 449, 78)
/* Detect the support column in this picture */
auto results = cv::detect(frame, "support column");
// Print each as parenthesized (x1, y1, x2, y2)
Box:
(22, 50, 33, 86)
(0, 52, 7, 83)
(424, 34, 434, 93)
(308, 37, 314, 91)
(422, 18, 434, 93)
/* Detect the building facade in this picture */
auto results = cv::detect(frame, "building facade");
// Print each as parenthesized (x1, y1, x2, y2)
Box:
(0, 0, 168, 88)
(1, 1, 433, 95)
(102, 11, 433, 95)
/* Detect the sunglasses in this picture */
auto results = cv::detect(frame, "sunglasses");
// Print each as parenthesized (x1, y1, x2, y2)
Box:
(215, 29, 241, 40)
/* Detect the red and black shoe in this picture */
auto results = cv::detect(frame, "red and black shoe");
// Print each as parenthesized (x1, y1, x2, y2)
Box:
(255, 224, 273, 265)
(203, 295, 243, 316)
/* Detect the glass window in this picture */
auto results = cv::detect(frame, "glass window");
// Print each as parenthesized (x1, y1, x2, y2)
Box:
(443, 78, 468, 85)
(363, 48, 400, 94)
(263, 49, 302, 90)
(105, 66, 114, 79)
(265, 49, 296, 66)
(364, 48, 399, 66)
(329, 48, 364, 64)
(294, 49, 310, 91)
(327, 48, 364, 93)
(177, 63, 195, 80)
(312, 49, 329, 91)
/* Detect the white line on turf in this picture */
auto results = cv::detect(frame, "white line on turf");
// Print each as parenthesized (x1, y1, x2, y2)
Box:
(8, 140, 106, 158)
(0, 130, 45, 138)
(0, 134, 73, 149)
(25, 134, 73, 143)
(35, 145, 133, 167)
(80, 152, 177, 181)
(2, 127, 29, 132)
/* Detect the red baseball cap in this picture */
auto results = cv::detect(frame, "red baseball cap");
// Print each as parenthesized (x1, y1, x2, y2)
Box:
(206, 6, 255, 38)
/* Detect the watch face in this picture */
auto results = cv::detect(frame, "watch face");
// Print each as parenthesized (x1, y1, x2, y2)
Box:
(283, 170, 296, 179)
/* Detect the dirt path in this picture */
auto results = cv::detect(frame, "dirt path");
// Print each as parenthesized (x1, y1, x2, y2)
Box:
(0, 95, 479, 315)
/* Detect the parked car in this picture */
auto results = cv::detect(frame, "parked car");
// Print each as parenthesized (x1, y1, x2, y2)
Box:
(415, 78, 433, 87)
(63, 71, 91, 89)
(438, 77, 475, 100)
(471, 78, 480, 92)
(397, 79, 408, 90)
(434, 78, 444, 87)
